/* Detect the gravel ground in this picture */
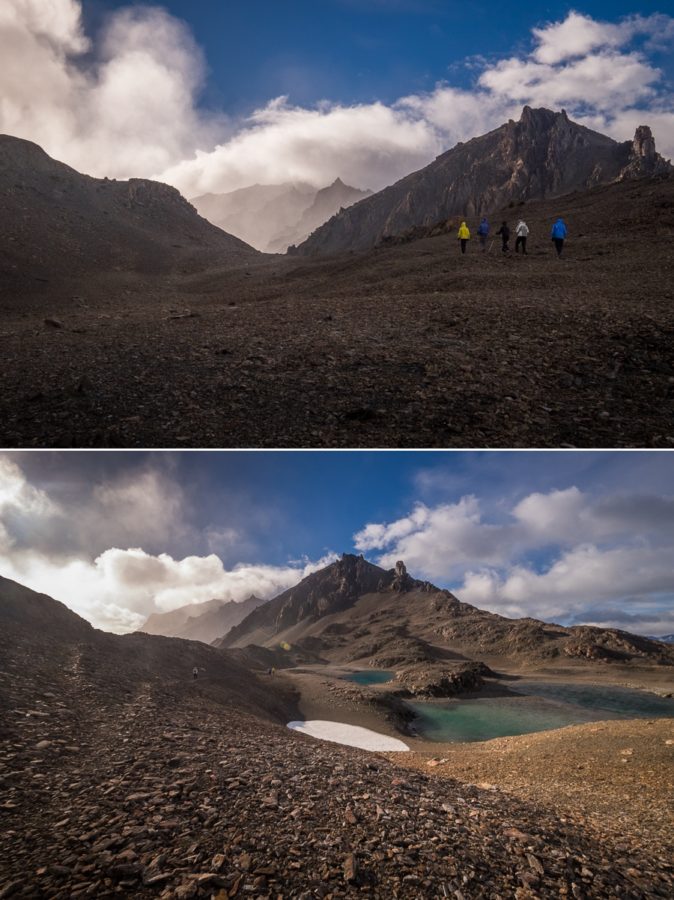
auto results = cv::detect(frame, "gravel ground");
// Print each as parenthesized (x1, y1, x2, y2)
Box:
(1, 178, 673, 448)
(2, 661, 674, 899)
(390, 718, 674, 863)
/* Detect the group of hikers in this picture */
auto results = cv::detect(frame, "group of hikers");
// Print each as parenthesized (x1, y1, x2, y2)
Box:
(456, 217, 568, 256)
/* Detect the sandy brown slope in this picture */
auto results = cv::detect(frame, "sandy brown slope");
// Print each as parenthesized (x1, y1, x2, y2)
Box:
(0, 176, 673, 448)
(391, 718, 674, 863)
(2, 577, 674, 898)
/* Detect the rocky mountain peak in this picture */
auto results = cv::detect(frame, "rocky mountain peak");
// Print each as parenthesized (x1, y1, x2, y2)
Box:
(390, 560, 415, 592)
(616, 125, 672, 179)
(519, 105, 567, 131)
(632, 125, 656, 159)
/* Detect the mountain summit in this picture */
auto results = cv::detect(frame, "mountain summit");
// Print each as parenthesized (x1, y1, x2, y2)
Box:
(295, 107, 672, 255)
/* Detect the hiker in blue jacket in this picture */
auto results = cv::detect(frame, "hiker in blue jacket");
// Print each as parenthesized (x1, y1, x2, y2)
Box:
(477, 217, 489, 252)
(551, 217, 567, 256)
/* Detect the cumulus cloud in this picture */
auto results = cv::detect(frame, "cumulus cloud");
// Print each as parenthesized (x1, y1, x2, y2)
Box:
(0, 455, 337, 633)
(2, 545, 336, 633)
(3, 456, 191, 559)
(0, 0, 220, 180)
(530, 12, 674, 65)
(354, 486, 674, 634)
(1, 3, 672, 200)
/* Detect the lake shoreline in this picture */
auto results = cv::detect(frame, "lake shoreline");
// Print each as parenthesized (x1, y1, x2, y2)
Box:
(277, 661, 674, 752)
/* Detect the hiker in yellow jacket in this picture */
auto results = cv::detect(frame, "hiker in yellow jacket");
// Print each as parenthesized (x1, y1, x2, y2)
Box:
(457, 221, 470, 255)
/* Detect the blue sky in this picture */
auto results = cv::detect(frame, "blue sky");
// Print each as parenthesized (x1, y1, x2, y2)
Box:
(82, 1, 674, 113)
(2, 451, 674, 636)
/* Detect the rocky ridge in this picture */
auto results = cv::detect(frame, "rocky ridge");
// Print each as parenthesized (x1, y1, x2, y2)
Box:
(296, 107, 672, 255)
(0, 134, 256, 286)
(276, 179, 372, 253)
(219, 555, 674, 673)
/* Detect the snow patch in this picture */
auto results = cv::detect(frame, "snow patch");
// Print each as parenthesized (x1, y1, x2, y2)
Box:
(287, 719, 409, 752)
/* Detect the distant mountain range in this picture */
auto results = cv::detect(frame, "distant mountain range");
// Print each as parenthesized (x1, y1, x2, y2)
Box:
(0, 134, 257, 286)
(295, 107, 673, 256)
(651, 634, 674, 643)
(192, 178, 371, 253)
(138, 593, 266, 644)
(218, 554, 674, 669)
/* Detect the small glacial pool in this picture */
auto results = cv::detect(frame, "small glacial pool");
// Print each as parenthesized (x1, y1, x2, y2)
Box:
(344, 669, 395, 686)
(410, 682, 674, 743)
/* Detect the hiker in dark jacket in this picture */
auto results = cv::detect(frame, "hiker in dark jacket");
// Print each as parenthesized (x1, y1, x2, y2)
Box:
(551, 217, 567, 256)
(496, 221, 510, 253)
(477, 217, 489, 252)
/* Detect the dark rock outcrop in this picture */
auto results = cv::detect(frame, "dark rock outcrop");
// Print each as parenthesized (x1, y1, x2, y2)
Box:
(564, 626, 674, 663)
(395, 661, 495, 698)
(295, 107, 673, 255)
(619, 126, 672, 179)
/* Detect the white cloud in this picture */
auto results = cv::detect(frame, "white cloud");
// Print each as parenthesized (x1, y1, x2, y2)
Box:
(0, 454, 337, 633)
(530, 12, 674, 65)
(458, 543, 674, 634)
(89, 467, 189, 550)
(0, 456, 58, 554)
(512, 487, 589, 541)
(2, 545, 336, 633)
(1, 4, 672, 202)
(354, 486, 674, 634)
(157, 96, 441, 196)
(0, 0, 219, 180)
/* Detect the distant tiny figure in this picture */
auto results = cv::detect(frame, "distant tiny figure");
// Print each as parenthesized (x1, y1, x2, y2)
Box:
(551, 217, 567, 256)
(192, 666, 198, 680)
(477, 217, 489, 252)
(496, 221, 510, 253)
(457, 221, 470, 254)
(515, 220, 529, 254)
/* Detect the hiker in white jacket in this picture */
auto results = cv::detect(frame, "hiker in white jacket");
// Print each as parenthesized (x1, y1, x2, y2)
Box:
(515, 220, 529, 255)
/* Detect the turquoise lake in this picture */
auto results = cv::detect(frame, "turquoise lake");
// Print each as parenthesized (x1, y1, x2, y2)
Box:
(345, 669, 395, 686)
(410, 681, 674, 743)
